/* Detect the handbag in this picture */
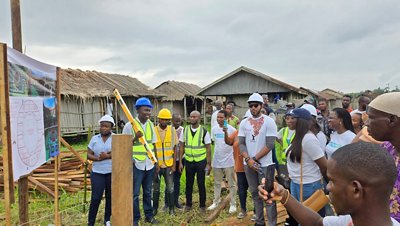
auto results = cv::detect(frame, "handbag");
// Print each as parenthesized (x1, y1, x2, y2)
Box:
(300, 151, 330, 212)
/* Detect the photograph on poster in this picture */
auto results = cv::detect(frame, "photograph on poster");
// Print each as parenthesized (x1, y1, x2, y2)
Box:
(8, 62, 55, 97)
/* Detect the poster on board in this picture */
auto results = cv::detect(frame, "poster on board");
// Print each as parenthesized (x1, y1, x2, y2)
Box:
(7, 47, 59, 181)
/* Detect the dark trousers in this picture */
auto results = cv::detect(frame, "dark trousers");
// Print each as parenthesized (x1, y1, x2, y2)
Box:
(236, 171, 249, 212)
(133, 166, 155, 223)
(165, 160, 184, 206)
(88, 172, 111, 226)
(185, 159, 206, 208)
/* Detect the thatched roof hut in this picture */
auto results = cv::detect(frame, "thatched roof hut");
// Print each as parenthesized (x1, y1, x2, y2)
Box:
(154, 80, 205, 121)
(60, 69, 164, 136)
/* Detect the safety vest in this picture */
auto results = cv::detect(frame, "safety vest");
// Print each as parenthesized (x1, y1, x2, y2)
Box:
(275, 127, 295, 165)
(184, 125, 206, 162)
(132, 118, 154, 161)
(155, 125, 175, 167)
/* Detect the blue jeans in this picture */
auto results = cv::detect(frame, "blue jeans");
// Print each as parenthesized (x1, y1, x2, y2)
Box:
(133, 165, 155, 223)
(290, 180, 325, 217)
(88, 172, 111, 226)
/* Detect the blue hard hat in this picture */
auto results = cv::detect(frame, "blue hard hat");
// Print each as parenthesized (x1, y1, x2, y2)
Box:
(135, 97, 153, 109)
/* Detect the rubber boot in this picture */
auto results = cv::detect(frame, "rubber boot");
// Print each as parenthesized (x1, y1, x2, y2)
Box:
(153, 192, 160, 216)
(168, 192, 175, 215)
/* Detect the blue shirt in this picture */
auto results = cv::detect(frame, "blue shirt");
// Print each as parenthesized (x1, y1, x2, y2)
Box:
(88, 134, 113, 174)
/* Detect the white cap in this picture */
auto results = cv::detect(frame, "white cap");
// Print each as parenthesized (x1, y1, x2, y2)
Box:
(369, 92, 400, 117)
(99, 115, 115, 126)
(301, 104, 318, 117)
(248, 93, 263, 103)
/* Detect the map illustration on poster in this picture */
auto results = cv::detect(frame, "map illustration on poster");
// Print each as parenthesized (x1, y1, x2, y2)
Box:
(7, 47, 59, 181)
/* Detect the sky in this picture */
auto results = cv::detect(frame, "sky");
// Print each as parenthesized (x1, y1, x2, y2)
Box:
(1, 0, 400, 93)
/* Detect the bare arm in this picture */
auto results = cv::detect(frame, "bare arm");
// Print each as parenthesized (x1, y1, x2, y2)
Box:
(259, 182, 323, 226)
(87, 148, 99, 161)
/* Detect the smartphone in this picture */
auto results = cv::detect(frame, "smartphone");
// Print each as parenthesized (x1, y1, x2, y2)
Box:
(223, 120, 228, 128)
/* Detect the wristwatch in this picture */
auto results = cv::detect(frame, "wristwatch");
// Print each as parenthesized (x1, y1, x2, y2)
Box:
(245, 157, 250, 162)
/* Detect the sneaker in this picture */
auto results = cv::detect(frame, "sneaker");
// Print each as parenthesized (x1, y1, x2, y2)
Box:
(145, 217, 158, 224)
(237, 211, 247, 219)
(199, 207, 206, 214)
(207, 202, 219, 211)
(251, 214, 257, 221)
(162, 205, 168, 212)
(105, 221, 111, 226)
(184, 206, 192, 212)
(229, 205, 237, 214)
(175, 203, 183, 209)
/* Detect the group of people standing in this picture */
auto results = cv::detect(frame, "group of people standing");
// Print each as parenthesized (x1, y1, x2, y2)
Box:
(87, 91, 400, 226)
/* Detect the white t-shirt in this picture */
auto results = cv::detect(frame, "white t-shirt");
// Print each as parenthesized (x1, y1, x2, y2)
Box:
(211, 124, 236, 168)
(238, 114, 277, 167)
(211, 110, 219, 132)
(316, 131, 328, 151)
(323, 215, 400, 226)
(287, 132, 325, 184)
(325, 130, 356, 159)
(179, 126, 211, 144)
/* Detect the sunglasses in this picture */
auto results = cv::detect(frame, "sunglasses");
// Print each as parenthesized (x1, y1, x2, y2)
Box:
(248, 103, 260, 108)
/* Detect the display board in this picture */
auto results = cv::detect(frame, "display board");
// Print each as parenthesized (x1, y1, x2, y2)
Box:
(7, 47, 59, 181)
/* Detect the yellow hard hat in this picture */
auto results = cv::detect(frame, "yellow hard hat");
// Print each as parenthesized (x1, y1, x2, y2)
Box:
(158, 108, 172, 119)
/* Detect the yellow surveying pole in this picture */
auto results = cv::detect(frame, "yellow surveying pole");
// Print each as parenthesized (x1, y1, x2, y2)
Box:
(113, 89, 157, 164)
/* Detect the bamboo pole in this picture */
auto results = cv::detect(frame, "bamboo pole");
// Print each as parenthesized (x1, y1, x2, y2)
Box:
(54, 67, 61, 225)
(0, 43, 12, 226)
(111, 134, 133, 225)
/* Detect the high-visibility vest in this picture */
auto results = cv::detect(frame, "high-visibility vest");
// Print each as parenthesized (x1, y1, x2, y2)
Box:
(275, 127, 295, 164)
(155, 125, 175, 167)
(132, 119, 154, 161)
(184, 125, 206, 162)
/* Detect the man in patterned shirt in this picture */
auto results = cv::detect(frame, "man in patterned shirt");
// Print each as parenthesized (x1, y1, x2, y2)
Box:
(366, 92, 400, 222)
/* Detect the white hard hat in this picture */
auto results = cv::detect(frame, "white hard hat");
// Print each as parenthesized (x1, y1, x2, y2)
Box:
(99, 115, 115, 126)
(301, 104, 317, 117)
(247, 93, 263, 103)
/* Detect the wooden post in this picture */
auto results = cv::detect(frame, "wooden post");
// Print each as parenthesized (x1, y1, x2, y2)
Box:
(114, 97, 118, 133)
(183, 96, 187, 122)
(203, 96, 207, 125)
(54, 67, 61, 225)
(0, 43, 12, 226)
(111, 134, 133, 225)
(10, 0, 22, 52)
(10, 1, 30, 223)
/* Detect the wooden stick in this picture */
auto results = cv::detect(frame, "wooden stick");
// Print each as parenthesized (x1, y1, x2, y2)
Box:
(60, 137, 86, 164)
(27, 176, 55, 198)
(0, 42, 12, 226)
(205, 193, 233, 223)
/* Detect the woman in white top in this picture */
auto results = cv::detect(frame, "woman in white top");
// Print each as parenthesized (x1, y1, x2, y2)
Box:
(325, 108, 356, 159)
(286, 108, 327, 217)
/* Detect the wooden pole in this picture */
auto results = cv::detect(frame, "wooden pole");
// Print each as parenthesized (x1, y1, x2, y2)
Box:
(10, 0, 22, 52)
(0, 43, 12, 226)
(183, 96, 187, 123)
(111, 134, 133, 225)
(10, 1, 29, 223)
(203, 96, 207, 125)
(54, 67, 61, 225)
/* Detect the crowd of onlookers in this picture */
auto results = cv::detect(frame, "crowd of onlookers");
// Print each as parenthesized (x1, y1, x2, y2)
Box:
(87, 91, 400, 226)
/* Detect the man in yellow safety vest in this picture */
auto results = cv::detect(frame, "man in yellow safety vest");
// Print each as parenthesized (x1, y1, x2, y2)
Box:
(122, 97, 158, 226)
(152, 108, 178, 216)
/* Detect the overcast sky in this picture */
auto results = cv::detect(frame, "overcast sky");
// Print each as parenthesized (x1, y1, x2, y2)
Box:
(1, 0, 400, 93)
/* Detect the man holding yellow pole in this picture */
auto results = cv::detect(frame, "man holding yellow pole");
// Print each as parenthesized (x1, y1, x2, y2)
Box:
(122, 97, 158, 225)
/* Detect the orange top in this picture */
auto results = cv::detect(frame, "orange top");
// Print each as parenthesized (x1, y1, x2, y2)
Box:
(231, 130, 244, 172)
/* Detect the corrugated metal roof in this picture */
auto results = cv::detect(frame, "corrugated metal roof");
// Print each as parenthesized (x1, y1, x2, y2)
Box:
(197, 66, 308, 95)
